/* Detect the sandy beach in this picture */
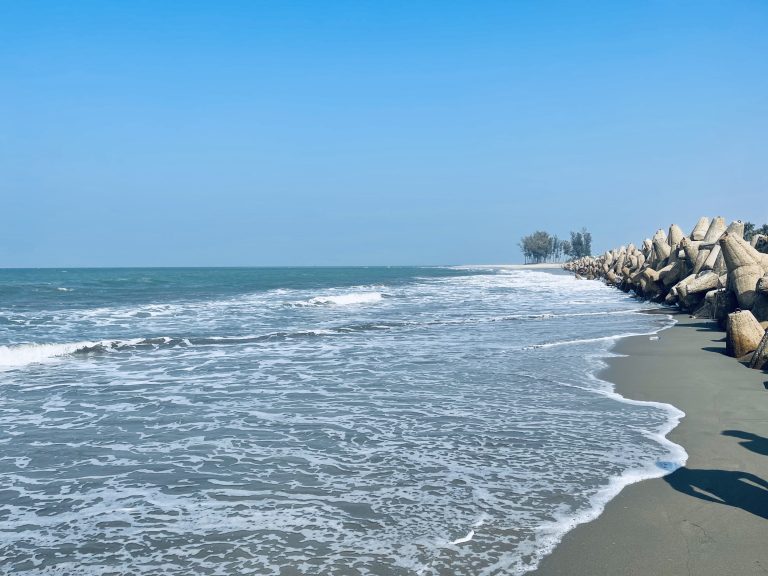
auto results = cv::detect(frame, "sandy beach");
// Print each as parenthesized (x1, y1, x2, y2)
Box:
(535, 314, 768, 575)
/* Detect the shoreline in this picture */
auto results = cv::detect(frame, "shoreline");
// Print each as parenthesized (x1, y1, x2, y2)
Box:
(533, 313, 768, 575)
(458, 263, 566, 270)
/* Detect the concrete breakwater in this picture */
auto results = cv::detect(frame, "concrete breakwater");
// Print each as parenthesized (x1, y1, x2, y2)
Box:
(564, 217, 768, 371)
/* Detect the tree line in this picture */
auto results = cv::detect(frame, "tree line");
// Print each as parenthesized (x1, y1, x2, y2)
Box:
(519, 223, 766, 265)
(744, 222, 768, 240)
(519, 228, 592, 264)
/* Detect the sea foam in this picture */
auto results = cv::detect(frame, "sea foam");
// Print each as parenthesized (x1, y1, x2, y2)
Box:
(0, 341, 98, 370)
(0, 266, 687, 575)
(293, 291, 384, 306)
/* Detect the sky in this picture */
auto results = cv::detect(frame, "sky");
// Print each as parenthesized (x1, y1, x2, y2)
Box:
(1, 1, 767, 266)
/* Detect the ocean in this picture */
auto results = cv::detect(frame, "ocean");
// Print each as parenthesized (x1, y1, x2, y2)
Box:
(0, 266, 685, 575)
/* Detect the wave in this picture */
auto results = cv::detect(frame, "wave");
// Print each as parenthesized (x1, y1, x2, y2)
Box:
(522, 334, 636, 350)
(0, 328, 367, 370)
(521, 321, 670, 350)
(0, 341, 108, 370)
(0, 310, 662, 372)
(288, 292, 383, 307)
(486, 310, 641, 323)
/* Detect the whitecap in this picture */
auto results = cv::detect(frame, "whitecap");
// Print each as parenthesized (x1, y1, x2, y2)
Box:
(450, 529, 475, 545)
(0, 341, 100, 371)
(292, 292, 383, 307)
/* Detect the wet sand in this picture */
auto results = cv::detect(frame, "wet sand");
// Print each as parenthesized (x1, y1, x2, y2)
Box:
(535, 314, 768, 576)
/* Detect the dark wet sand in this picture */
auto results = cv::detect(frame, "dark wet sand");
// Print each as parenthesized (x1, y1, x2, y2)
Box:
(534, 314, 768, 576)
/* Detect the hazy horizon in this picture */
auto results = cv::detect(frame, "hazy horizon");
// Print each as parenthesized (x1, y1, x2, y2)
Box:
(2, 1, 766, 267)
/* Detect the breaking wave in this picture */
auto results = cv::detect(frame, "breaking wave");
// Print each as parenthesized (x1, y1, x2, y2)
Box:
(0, 310, 667, 372)
(289, 291, 384, 307)
(0, 341, 106, 370)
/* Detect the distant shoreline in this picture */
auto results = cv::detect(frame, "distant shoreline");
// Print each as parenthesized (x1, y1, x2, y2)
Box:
(460, 263, 566, 270)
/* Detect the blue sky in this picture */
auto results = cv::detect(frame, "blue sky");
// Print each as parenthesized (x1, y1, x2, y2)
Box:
(1, 1, 766, 266)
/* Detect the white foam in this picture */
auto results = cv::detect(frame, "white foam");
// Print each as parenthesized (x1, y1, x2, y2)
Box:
(450, 529, 475, 545)
(0, 338, 149, 371)
(0, 267, 692, 575)
(523, 321, 672, 350)
(296, 292, 383, 307)
(523, 334, 633, 350)
(495, 316, 688, 576)
(0, 341, 98, 371)
(501, 443, 687, 576)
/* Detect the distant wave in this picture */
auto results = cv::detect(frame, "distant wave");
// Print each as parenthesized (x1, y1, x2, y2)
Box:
(288, 292, 383, 307)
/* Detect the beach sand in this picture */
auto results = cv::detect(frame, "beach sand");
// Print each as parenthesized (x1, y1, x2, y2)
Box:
(534, 314, 768, 576)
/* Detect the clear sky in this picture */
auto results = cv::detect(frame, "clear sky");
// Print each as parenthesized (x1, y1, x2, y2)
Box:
(2, 1, 767, 266)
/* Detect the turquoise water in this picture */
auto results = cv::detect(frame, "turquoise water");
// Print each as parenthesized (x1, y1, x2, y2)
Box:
(0, 267, 684, 575)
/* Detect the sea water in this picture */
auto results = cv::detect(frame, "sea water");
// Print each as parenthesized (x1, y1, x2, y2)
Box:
(0, 267, 685, 575)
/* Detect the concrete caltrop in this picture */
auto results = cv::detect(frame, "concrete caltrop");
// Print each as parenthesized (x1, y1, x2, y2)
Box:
(564, 217, 768, 370)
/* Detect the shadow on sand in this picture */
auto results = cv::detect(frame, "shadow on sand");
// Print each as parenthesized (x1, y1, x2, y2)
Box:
(722, 430, 768, 457)
(684, 320, 725, 334)
(701, 346, 729, 356)
(664, 467, 768, 519)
